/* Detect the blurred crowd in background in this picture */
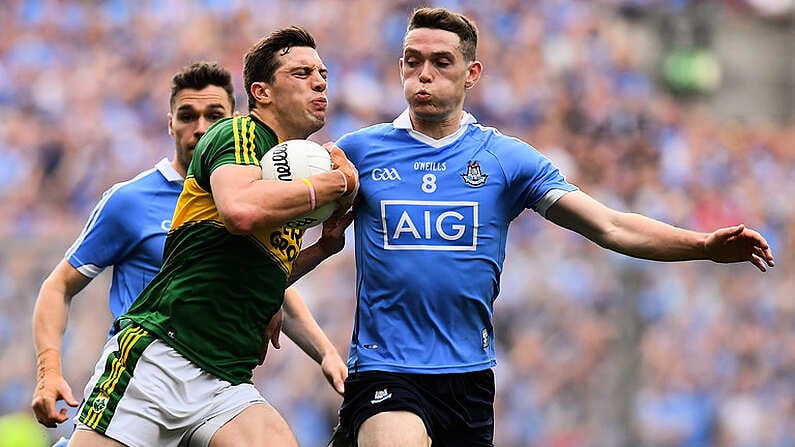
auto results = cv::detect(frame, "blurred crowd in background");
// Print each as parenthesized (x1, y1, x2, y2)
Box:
(1, 0, 793, 446)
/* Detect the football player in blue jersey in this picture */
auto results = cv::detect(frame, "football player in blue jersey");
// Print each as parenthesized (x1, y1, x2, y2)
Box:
(31, 61, 349, 444)
(328, 7, 775, 447)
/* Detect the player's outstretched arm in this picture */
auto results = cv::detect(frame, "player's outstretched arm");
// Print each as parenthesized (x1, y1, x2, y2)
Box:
(704, 224, 774, 271)
(281, 287, 347, 395)
(31, 260, 89, 427)
(545, 191, 774, 271)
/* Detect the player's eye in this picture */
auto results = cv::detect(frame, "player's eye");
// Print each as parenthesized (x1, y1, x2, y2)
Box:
(178, 113, 197, 123)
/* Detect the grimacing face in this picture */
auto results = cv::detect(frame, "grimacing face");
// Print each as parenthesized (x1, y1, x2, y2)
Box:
(265, 46, 329, 138)
(400, 27, 479, 123)
(168, 85, 233, 172)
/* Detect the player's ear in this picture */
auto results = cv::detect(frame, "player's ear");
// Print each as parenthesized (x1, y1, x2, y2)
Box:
(167, 112, 175, 137)
(464, 60, 482, 90)
(251, 82, 272, 105)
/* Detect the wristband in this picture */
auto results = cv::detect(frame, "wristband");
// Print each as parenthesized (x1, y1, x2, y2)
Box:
(300, 178, 317, 210)
(333, 169, 348, 196)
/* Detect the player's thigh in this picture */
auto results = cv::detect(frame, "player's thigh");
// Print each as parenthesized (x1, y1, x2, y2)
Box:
(68, 428, 127, 447)
(358, 411, 432, 447)
(208, 402, 298, 447)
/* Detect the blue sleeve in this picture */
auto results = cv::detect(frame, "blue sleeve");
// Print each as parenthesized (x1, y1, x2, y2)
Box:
(336, 130, 366, 166)
(66, 186, 138, 277)
(496, 139, 577, 220)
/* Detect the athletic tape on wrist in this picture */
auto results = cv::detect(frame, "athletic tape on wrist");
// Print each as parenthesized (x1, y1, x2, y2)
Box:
(333, 169, 348, 195)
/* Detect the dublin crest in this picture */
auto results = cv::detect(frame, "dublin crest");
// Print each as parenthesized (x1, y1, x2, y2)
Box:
(460, 161, 488, 187)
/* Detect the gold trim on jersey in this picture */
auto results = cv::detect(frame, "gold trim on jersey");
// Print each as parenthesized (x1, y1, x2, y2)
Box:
(250, 225, 304, 275)
(232, 116, 260, 166)
(171, 177, 222, 229)
(171, 177, 302, 275)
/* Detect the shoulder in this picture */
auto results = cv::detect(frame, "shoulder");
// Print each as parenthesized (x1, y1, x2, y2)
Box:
(336, 123, 401, 164)
(468, 124, 542, 160)
(337, 123, 394, 148)
(85, 167, 162, 226)
(103, 167, 162, 205)
(199, 116, 273, 151)
(198, 116, 276, 158)
(203, 116, 274, 140)
(198, 117, 237, 147)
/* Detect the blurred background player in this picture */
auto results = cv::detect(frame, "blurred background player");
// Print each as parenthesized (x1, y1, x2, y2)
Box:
(330, 7, 774, 447)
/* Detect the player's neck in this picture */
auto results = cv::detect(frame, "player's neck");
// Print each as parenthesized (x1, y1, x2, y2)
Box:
(171, 158, 187, 179)
(250, 108, 304, 142)
(409, 111, 463, 140)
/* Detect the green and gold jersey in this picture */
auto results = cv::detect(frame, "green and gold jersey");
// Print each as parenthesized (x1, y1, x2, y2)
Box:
(122, 115, 304, 385)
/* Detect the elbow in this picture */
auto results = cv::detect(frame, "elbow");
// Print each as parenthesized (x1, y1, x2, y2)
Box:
(219, 204, 284, 234)
(219, 205, 258, 234)
(224, 219, 254, 235)
(581, 217, 622, 252)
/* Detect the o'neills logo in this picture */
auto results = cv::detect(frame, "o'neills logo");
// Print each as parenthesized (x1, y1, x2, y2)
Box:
(271, 145, 293, 181)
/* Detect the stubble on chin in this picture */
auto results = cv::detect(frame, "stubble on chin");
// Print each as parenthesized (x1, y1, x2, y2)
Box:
(303, 112, 326, 136)
(410, 102, 446, 122)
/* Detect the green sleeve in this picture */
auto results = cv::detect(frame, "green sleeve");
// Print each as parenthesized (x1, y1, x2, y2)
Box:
(190, 116, 267, 192)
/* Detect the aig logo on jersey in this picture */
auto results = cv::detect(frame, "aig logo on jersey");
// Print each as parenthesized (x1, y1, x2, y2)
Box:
(381, 200, 478, 251)
(371, 168, 401, 181)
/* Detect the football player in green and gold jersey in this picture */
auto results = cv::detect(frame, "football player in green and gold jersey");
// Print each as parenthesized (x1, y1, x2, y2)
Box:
(70, 26, 358, 447)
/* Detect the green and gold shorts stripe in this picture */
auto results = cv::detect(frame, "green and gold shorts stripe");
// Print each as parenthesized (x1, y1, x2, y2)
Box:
(79, 325, 155, 433)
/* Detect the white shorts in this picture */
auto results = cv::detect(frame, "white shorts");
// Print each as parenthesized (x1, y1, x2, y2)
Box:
(74, 324, 266, 447)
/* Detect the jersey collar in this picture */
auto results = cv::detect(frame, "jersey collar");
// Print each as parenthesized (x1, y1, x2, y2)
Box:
(393, 108, 477, 148)
(155, 157, 184, 184)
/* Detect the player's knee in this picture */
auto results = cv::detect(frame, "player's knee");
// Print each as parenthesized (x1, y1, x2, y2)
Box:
(208, 403, 298, 447)
(358, 411, 430, 447)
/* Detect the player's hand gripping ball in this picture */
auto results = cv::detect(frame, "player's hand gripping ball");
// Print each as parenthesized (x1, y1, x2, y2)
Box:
(261, 139, 337, 229)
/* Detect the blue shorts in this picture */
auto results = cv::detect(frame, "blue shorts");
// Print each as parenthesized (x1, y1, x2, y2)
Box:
(336, 369, 495, 447)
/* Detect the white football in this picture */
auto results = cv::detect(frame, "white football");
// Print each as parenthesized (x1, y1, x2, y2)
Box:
(261, 139, 337, 229)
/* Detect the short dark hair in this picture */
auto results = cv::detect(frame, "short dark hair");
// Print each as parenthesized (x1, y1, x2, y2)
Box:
(170, 61, 235, 111)
(406, 7, 478, 62)
(243, 26, 317, 111)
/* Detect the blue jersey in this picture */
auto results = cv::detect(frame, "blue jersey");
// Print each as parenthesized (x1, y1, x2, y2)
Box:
(337, 110, 578, 374)
(66, 158, 183, 332)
